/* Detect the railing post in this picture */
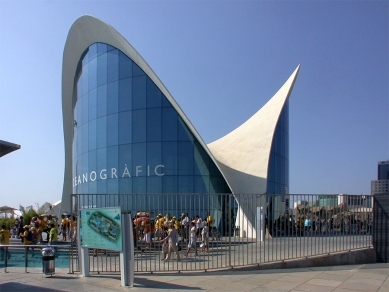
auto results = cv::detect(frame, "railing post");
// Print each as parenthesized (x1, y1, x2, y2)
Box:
(4, 246, 9, 273)
(25, 246, 28, 273)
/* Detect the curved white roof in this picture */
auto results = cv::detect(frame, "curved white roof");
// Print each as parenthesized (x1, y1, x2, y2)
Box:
(207, 65, 300, 194)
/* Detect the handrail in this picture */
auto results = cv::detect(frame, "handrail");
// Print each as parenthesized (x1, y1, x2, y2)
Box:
(1, 244, 72, 273)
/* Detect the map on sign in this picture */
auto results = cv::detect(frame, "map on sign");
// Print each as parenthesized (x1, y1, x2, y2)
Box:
(79, 207, 122, 251)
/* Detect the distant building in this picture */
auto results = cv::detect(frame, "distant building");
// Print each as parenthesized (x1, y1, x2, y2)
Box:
(371, 160, 389, 195)
(378, 160, 389, 180)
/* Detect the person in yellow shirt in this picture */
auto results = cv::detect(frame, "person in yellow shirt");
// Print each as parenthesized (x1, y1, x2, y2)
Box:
(61, 215, 68, 241)
(37, 216, 46, 243)
(49, 224, 58, 253)
(0, 225, 12, 260)
(72, 216, 77, 241)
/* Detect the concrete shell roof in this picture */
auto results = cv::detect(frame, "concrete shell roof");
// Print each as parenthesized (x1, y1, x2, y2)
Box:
(207, 65, 300, 194)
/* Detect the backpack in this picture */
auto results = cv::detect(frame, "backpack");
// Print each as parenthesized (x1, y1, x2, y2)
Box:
(26, 231, 34, 241)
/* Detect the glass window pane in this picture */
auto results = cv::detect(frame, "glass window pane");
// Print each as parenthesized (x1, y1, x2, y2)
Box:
(97, 43, 107, 56)
(107, 49, 119, 83)
(132, 109, 146, 143)
(178, 142, 194, 175)
(147, 108, 161, 142)
(163, 176, 177, 193)
(77, 122, 82, 156)
(119, 178, 132, 194)
(163, 142, 177, 176)
(119, 51, 132, 79)
(178, 176, 194, 193)
(119, 111, 132, 145)
(88, 149, 97, 175)
(82, 65, 88, 96)
(147, 142, 162, 174)
(119, 78, 132, 112)
(88, 88, 97, 121)
(81, 123, 88, 154)
(97, 85, 107, 118)
(88, 43, 98, 61)
(97, 53, 107, 87)
(96, 116, 107, 149)
(97, 148, 107, 179)
(107, 81, 119, 114)
(97, 180, 107, 194)
(132, 76, 146, 109)
(146, 78, 162, 108)
(118, 144, 132, 177)
(88, 118, 97, 151)
(133, 177, 146, 193)
(194, 176, 209, 193)
(107, 179, 119, 194)
(107, 113, 118, 147)
(162, 107, 178, 141)
(147, 176, 162, 193)
(178, 117, 193, 141)
(162, 93, 172, 108)
(82, 93, 88, 125)
(132, 143, 146, 177)
(88, 57, 97, 91)
(193, 141, 210, 176)
(132, 62, 144, 77)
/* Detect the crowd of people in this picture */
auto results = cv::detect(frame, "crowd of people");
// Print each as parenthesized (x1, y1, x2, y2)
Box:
(133, 211, 215, 261)
(0, 213, 79, 258)
(268, 214, 373, 237)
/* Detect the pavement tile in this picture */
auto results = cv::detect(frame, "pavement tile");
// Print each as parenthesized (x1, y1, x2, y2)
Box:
(346, 276, 385, 286)
(314, 273, 352, 282)
(338, 282, 381, 292)
(261, 280, 301, 291)
(353, 271, 389, 280)
(291, 283, 335, 292)
(277, 275, 312, 284)
(306, 278, 342, 287)
(210, 281, 259, 291)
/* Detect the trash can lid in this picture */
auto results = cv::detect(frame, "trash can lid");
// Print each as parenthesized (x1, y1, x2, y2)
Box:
(42, 247, 55, 256)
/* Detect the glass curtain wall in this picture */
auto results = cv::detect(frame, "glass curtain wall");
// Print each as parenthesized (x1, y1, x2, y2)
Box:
(72, 42, 231, 220)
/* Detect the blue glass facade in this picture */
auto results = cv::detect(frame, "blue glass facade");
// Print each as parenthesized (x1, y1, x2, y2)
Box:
(266, 100, 289, 196)
(72, 43, 231, 199)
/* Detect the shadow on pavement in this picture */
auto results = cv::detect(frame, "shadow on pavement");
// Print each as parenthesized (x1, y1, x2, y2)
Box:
(0, 282, 66, 292)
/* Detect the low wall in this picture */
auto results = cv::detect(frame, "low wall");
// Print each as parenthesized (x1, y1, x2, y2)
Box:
(242, 248, 376, 270)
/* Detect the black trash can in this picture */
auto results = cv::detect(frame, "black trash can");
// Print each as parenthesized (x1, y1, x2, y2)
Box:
(42, 247, 55, 276)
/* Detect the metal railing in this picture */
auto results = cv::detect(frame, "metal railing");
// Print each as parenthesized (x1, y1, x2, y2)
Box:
(69, 193, 373, 273)
(0, 244, 72, 273)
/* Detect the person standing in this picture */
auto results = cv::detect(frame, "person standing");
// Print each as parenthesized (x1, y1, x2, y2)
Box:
(49, 224, 58, 253)
(161, 223, 180, 262)
(17, 216, 24, 243)
(0, 225, 11, 261)
(185, 222, 198, 256)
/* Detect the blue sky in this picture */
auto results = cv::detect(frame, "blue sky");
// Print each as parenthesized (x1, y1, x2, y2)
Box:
(0, 1, 388, 210)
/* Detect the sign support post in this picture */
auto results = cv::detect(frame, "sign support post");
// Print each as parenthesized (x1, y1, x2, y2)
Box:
(120, 213, 134, 287)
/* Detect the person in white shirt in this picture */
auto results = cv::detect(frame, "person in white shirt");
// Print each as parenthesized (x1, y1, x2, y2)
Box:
(160, 223, 181, 262)
(181, 213, 189, 242)
(185, 222, 198, 256)
(195, 215, 203, 237)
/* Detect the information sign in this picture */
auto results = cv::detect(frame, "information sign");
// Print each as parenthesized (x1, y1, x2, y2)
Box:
(79, 207, 122, 251)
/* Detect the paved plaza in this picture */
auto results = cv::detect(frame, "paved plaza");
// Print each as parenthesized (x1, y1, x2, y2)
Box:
(1, 263, 388, 292)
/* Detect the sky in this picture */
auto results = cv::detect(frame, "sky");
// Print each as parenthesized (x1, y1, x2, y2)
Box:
(0, 0, 388, 210)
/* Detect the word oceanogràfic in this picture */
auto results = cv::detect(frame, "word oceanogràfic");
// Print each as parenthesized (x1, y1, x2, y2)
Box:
(73, 164, 164, 187)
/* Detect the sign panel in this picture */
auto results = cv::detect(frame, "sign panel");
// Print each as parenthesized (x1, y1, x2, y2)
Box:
(79, 207, 122, 251)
